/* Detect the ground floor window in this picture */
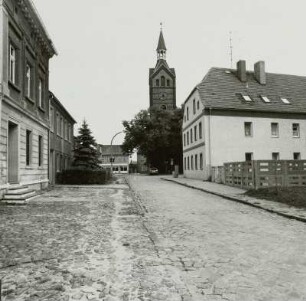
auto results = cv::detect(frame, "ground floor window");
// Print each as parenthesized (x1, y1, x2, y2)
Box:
(38, 135, 43, 166)
(200, 153, 203, 170)
(184, 157, 186, 170)
(245, 152, 253, 161)
(26, 130, 32, 166)
(195, 154, 198, 170)
(293, 152, 301, 160)
(187, 157, 190, 170)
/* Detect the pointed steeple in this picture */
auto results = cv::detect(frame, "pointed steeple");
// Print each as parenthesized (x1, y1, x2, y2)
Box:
(156, 24, 167, 60)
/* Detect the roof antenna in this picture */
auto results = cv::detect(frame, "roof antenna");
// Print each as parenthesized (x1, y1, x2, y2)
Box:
(229, 31, 233, 68)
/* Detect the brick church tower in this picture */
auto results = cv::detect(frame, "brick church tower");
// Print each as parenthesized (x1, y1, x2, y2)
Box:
(149, 29, 176, 110)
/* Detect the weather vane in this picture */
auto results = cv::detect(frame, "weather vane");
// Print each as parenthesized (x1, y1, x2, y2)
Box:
(160, 22, 163, 30)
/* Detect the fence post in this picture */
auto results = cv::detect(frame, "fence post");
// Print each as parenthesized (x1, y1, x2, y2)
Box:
(253, 160, 257, 189)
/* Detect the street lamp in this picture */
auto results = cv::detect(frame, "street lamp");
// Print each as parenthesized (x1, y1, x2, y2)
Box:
(110, 131, 123, 174)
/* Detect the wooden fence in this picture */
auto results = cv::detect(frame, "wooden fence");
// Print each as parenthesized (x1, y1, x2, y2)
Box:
(223, 160, 306, 189)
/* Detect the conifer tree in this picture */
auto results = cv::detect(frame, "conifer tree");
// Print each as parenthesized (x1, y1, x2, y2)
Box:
(72, 120, 101, 170)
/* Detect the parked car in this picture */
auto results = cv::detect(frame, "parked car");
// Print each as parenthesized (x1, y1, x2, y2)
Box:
(149, 167, 159, 175)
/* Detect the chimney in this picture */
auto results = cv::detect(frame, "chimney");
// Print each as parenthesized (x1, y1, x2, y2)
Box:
(254, 61, 266, 85)
(237, 60, 247, 82)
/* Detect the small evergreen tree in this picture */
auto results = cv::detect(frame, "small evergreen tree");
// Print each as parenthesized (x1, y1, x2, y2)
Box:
(72, 120, 101, 170)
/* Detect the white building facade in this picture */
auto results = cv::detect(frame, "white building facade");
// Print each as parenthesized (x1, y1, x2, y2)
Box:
(183, 60, 306, 180)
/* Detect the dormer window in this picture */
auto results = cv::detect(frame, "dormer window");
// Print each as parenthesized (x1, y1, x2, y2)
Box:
(281, 98, 290, 104)
(260, 95, 270, 103)
(242, 94, 252, 102)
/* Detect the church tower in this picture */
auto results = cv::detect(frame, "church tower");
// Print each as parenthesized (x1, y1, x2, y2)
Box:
(149, 28, 176, 110)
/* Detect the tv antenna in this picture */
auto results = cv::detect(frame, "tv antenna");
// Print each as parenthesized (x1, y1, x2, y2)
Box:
(229, 31, 233, 68)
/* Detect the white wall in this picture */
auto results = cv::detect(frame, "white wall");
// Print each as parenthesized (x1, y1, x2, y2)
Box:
(207, 114, 306, 166)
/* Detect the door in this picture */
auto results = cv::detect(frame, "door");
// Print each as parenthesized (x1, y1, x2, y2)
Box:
(8, 122, 19, 183)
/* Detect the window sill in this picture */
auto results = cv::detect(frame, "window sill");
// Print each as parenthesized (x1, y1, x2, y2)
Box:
(8, 81, 21, 93)
(25, 95, 35, 104)
(38, 106, 45, 113)
(271, 136, 279, 138)
(293, 136, 300, 138)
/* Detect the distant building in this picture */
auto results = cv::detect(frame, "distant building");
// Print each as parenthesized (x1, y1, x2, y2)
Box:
(49, 92, 76, 185)
(183, 60, 306, 180)
(0, 0, 56, 198)
(149, 29, 176, 111)
(99, 145, 129, 174)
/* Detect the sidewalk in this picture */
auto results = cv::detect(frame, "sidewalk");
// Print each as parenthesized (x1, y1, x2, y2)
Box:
(161, 175, 306, 223)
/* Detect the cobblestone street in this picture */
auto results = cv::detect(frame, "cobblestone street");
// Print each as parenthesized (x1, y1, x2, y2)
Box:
(1, 175, 306, 300)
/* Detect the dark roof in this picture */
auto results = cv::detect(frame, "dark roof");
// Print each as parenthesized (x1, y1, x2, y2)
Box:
(149, 59, 176, 78)
(99, 145, 127, 155)
(49, 91, 76, 123)
(194, 67, 306, 114)
(156, 30, 167, 51)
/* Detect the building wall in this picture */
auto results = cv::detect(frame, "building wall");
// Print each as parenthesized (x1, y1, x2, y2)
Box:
(150, 68, 176, 110)
(208, 113, 306, 166)
(0, 0, 55, 195)
(0, 101, 49, 188)
(49, 98, 74, 185)
(182, 89, 208, 179)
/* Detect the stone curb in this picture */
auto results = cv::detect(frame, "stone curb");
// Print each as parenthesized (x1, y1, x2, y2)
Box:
(161, 178, 306, 224)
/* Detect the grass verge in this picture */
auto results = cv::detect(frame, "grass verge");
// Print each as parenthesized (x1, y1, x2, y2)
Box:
(245, 187, 306, 209)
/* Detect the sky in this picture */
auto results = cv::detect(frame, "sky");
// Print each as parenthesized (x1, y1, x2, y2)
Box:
(31, 0, 306, 145)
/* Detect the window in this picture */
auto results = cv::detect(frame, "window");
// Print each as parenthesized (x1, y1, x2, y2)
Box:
(245, 152, 253, 161)
(281, 98, 290, 104)
(25, 63, 33, 98)
(184, 157, 186, 170)
(187, 157, 190, 170)
(271, 123, 279, 137)
(38, 136, 43, 166)
(56, 113, 60, 135)
(199, 122, 202, 139)
(190, 128, 193, 143)
(61, 117, 64, 137)
(195, 154, 198, 170)
(64, 121, 67, 139)
(193, 99, 196, 114)
(156, 79, 159, 86)
(9, 44, 17, 84)
(183, 133, 186, 146)
(68, 124, 71, 141)
(50, 107, 54, 132)
(242, 94, 252, 102)
(292, 123, 300, 137)
(194, 125, 197, 141)
(191, 155, 194, 170)
(161, 76, 165, 86)
(272, 152, 279, 160)
(160, 105, 167, 110)
(26, 130, 32, 166)
(200, 153, 203, 170)
(244, 122, 252, 137)
(38, 78, 44, 108)
(260, 95, 270, 103)
(167, 79, 170, 86)
(187, 132, 189, 145)
(293, 152, 301, 160)
(197, 101, 200, 110)
(187, 107, 189, 121)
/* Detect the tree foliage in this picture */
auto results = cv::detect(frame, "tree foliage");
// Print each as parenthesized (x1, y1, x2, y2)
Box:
(72, 120, 101, 170)
(122, 108, 183, 173)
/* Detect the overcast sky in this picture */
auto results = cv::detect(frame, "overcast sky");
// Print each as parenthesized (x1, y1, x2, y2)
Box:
(32, 0, 306, 144)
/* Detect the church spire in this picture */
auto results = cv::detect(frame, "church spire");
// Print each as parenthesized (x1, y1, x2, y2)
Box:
(156, 24, 167, 60)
